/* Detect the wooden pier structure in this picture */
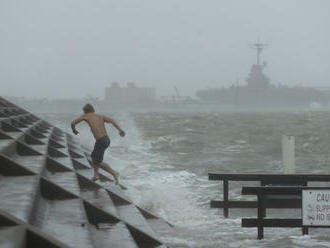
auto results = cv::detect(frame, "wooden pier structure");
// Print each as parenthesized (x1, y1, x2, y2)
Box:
(209, 173, 330, 239)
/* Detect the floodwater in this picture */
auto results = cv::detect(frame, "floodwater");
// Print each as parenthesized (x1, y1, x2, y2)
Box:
(41, 109, 330, 248)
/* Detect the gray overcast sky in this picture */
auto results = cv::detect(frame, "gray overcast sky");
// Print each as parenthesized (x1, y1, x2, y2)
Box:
(0, 0, 329, 99)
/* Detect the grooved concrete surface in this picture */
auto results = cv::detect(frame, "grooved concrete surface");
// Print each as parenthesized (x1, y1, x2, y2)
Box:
(0, 97, 171, 248)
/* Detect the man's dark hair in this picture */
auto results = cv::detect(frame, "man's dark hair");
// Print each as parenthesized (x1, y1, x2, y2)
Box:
(83, 104, 95, 113)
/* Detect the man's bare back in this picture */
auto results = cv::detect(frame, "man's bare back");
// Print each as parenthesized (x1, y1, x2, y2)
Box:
(71, 104, 125, 183)
(71, 113, 125, 140)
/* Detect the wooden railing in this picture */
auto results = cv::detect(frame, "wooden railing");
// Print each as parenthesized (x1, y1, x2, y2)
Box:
(209, 173, 330, 217)
(241, 186, 330, 239)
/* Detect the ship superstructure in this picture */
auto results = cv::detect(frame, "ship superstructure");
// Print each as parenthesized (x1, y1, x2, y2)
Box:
(246, 41, 270, 89)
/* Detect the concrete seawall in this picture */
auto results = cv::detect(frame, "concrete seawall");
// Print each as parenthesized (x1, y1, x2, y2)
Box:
(0, 97, 171, 248)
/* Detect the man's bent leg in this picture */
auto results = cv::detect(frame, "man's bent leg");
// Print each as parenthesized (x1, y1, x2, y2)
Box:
(92, 164, 100, 181)
(100, 162, 119, 184)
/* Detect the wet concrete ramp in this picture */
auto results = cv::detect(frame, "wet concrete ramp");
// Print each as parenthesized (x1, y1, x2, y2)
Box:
(0, 97, 171, 248)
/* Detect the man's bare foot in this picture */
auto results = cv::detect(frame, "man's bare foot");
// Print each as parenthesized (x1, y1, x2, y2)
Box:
(92, 174, 99, 181)
(114, 172, 119, 185)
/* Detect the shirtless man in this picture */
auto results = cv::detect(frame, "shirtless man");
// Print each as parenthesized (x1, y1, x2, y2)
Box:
(71, 104, 125, 184)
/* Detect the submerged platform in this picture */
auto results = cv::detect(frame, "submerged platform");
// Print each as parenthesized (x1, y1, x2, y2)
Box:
(0, 97, 171, 248)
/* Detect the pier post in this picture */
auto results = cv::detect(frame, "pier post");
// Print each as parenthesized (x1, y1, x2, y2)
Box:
(223, 180, 229, 218)
(257, 190, 264, 239)
(282, 135, 295, 174)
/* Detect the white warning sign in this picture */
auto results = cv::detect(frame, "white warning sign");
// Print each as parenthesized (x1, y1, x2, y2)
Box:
(302, 190, 330, 226)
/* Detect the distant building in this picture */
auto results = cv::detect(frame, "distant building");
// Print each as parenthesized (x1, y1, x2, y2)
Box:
(105, 82, 156, 105)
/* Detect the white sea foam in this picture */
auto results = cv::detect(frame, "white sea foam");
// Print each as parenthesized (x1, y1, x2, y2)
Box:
(42, 112, 330, 248)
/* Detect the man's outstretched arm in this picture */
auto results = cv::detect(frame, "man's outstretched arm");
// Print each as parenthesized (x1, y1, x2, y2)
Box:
(103, 116, 125, 137)
(71, 115, 85, 135)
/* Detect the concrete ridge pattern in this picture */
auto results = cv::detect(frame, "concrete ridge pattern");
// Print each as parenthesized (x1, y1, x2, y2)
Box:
(0, 97, 171, 248)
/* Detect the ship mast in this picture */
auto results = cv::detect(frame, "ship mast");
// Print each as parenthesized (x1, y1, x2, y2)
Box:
(246, 39, 270, 88)
(252, 39, 267, 66)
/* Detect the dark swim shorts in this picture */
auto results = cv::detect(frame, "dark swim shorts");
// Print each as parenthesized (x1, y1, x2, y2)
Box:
(91, 136, 110, 165)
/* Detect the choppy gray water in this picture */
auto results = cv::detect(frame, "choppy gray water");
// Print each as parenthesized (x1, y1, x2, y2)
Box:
(41, 110, 330, 248)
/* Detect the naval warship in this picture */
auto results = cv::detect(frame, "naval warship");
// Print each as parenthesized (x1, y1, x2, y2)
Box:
(196, 42, 329, 107)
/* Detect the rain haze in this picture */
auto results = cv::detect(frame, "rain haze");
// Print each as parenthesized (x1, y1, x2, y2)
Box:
(0, 0, 329, 99)
(3, 2, 330, 248)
